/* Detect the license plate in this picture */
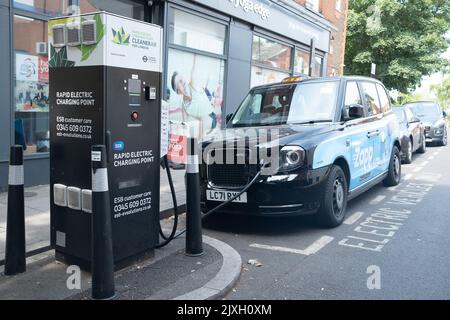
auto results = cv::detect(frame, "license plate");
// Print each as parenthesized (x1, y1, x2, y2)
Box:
(206, 190, 247, 203)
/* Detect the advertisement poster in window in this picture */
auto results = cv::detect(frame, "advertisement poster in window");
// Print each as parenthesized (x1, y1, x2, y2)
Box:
(15, 53, 49, 112)
(166, 49, 225, 140)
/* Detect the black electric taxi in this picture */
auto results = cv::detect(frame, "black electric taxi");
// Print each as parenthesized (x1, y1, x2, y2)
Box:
(392, 105, 426, 164)
(199, 76, 402, 227)
(404, 101, 448, 146)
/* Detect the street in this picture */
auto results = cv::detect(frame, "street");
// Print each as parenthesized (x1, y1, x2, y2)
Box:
(202, 144, 450, 299)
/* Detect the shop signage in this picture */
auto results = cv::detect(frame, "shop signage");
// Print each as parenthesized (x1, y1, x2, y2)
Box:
(228, 0, 271, 20)
(193, 0, 330, 52)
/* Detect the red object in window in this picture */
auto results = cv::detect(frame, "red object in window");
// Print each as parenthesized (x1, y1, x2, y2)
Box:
(167, 134, 187, 164)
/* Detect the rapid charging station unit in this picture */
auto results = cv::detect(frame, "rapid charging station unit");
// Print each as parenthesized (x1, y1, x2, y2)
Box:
(48, 12, 163, 269)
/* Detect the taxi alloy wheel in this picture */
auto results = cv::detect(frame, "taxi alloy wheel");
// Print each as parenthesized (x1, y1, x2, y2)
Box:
(384, 146, 401, 187)
(333, 177, 345, 218)
(318, 165, 348, 228)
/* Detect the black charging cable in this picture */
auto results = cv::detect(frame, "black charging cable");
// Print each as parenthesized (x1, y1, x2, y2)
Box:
(155, 155, 179, 248)
(157, 158, 268, 247)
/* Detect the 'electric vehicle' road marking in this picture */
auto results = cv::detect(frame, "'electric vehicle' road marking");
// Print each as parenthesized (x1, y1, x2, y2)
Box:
(250, 236, 334, 256)
(344, 212, 365, 225)
(370, 195, 386, 205)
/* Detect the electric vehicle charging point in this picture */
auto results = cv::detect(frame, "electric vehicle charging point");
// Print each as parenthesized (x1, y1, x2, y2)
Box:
(48, 12, 163, 270)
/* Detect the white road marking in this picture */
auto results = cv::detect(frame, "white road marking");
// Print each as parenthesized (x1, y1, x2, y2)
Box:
(370, 195, 386, 205)
(344, 211, 365, 225)
(250, 236, 334, 256)
(420, 161, 429, 166)
(412, 167, 422, 173)
(404, 174, 413, 181)
(427, 156, 434, 161)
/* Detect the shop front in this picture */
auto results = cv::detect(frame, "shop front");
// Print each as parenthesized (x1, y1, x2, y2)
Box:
(0, 0, 332, 189)
(156, 0, 332, 138)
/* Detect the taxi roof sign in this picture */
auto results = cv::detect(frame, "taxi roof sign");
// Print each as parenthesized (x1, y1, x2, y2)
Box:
(281, 76, 309, 83)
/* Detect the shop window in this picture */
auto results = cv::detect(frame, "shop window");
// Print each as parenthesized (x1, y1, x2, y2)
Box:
(14, 0, 145, 19)
(169, 9, 227, 55)
(250, 66, 289, 88)
(14, 0, 65, 15)
(306, 0, 320, 12)
(252, 35, 292, 71)
(166, 49, 225, 138)
(14, 15, 50, 154)
(294, 49, 310, 75)
(312, 55, 324, 77)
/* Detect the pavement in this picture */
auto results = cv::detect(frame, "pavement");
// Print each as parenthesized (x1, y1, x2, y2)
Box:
(0, 165, 242, 300)
(0, 229, 241, 300)
(0, 166, 187, 261)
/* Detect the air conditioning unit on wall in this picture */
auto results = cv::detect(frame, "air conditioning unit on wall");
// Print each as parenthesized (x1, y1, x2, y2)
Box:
(36, 42, 48, 55)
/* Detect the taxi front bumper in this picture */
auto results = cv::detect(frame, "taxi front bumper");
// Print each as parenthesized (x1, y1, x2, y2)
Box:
(200, 165, 331, 216)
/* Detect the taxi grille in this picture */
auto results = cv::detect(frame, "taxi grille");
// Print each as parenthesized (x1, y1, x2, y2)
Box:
(208, 164, 251, 188)
(206, 148, 256, 188)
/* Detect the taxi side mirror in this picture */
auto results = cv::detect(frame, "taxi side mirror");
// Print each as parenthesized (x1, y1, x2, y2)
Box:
(347, 104, 365, 120)
(443, 111, 447, 118)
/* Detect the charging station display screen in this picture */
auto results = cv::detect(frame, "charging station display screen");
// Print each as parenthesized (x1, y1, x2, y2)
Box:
(128, 79, 141, 107)
(128, 79, 141, 94)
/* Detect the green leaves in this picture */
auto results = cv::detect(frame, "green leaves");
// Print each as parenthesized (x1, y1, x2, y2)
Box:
(112, 27, 130, 45)
(79, 13, 106, 62)
(345, 0, 450, 93)
(48, 45, 75, 68)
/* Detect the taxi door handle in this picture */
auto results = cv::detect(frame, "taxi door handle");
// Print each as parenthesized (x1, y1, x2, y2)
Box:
(367, 130, 380, 138)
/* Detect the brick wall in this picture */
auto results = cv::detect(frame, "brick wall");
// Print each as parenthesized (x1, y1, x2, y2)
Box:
(293, 0, 348, 76)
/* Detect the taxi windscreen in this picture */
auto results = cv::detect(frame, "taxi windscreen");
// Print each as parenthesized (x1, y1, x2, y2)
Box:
(231, 81, 339, 127)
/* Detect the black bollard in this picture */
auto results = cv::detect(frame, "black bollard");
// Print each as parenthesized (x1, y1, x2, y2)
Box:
(91, 145, 115, 299)
(185, 138, 204, 256)
(4, 146, 26, 275)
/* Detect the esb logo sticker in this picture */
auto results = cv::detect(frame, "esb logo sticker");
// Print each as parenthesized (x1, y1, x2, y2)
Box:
(113, 141, 125, 152)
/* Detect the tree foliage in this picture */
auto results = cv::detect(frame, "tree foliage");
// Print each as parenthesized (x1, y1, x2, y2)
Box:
(431, 75, 450, 110)
(344, 0, 450, 93)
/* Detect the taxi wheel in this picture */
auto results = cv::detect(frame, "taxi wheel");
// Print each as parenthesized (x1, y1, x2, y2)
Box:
(383, 146, 401, 187)
(318, 165, 348, 228)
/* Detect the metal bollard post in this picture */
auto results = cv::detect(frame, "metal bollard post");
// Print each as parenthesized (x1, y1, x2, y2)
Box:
(4, 146, 26, 275)
(91, 145, 115, 299)
(185, 138, 204, 256)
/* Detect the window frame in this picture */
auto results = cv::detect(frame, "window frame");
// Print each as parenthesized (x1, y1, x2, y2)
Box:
(251, 33, 294, 75)
(168, 6, 228, 57)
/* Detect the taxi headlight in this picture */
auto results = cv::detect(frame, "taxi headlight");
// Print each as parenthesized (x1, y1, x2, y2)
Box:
(280, 146, 306, 171)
